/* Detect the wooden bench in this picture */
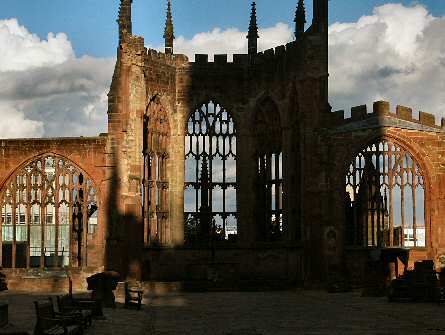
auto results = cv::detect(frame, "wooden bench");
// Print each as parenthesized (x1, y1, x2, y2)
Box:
(124, 281, 143, 310)
(33, 300, 83, 335)
(68, 278, 103, 317)
(55, 296, 92, 328)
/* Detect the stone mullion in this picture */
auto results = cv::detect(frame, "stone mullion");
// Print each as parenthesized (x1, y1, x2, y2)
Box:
(68, 171, 74, 267)
(400, 154, 406, 247)
(266, 154, 272, 238)
(54, 159, 60, 267)
(82, 184, 88, 267)
(41, 169, 46, 268)
(12, 179, 16, 268)
(150, 154, 157, 242)
(275, 153, 281, 233)
(389, 145, 394, 246)
(412, 160, 417, 247)
(143, 154, 150, 246)
(0, 201, 3, 267)
(26, 173, 31, 268)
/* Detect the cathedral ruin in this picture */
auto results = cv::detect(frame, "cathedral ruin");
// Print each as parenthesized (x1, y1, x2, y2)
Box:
(0, 0, 444, 290)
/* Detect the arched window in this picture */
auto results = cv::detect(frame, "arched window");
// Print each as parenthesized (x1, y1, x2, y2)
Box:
(0, 154, 98, 268)
(143, 97, 170, 245)
(184, 101, 237, 243)
(253, 98, 283, 241)
(345, 140, 425, 248)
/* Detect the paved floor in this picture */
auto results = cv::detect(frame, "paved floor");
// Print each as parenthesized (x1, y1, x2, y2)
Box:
(1, 289, 445, 334)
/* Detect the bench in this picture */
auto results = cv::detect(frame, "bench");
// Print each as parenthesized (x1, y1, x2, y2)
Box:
(55, 296, 92, 328)
(68, 278, 103, 317)
(33, 300, 83, 335)
(124, 281, 143, 310)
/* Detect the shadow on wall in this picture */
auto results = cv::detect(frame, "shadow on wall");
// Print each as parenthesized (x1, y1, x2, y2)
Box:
(103, 151, 143, 281)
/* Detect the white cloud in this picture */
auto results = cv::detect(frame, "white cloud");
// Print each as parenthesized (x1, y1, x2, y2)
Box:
(172, 23, 293, 61)
(0, 18, 74, 72)
(1, 3, 444, 139)
(0, 19, 114, 138)
(329, 3, 445, 119)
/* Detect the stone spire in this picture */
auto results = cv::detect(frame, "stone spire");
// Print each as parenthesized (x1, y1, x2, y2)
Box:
(164, 0, 175, 54)
(247, 1, 259, 56)
(118, 0, 133, 43)
(294, 0, 306, 39)
(312, 0, 328, 33)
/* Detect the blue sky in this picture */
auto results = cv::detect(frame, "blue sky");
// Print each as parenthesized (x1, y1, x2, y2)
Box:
(0, 1, 444, 138)
(0, 0, 443, 57)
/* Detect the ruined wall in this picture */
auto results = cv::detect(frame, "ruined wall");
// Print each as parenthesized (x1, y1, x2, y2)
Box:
(0, 136, 108, 287)
(324, 101, 445, 282)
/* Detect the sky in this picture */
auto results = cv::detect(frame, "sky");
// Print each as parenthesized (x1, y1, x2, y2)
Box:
(0, 0, 444, 138)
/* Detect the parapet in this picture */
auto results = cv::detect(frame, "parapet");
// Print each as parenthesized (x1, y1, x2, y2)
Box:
(329, 101, 444, 132)
(189, 40, 299, 67)
(144, 48, 188, 66)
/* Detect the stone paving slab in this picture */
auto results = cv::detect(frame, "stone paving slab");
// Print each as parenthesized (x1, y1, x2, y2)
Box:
(1, 290, 445, 334)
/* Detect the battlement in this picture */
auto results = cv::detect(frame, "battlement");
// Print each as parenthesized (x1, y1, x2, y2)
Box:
(190, 41, 298, 66)
(330, 101, 444, 131)
(144, 48, 188, 66)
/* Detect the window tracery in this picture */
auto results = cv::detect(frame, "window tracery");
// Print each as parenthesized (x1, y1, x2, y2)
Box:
(184, 101, 237, 243)
(143, 97, 170, 245)
(0, 154, 98, 268)
(345, 140, 426, 248)
(254, 98, 283, 241)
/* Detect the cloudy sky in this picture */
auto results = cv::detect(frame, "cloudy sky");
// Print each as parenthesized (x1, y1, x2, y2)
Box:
(0, 0, 444, 138)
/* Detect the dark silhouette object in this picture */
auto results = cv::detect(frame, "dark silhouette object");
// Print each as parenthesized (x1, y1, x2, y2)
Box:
(55, 296, 92, 328)
(33, 300, 82, 335)
(0, 271, 7, 292)
(388, 260, 441, 302)
(87, 272, 120, 308)
(124, 281, 143, 310)
(68, 278, 103, 318)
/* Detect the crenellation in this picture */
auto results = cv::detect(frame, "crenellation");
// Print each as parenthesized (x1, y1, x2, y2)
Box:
(233, 54, 248, 65)
(195, 54, 209, 63)
(351, 105, 368, 121)
(419, 111, 436, 127)
(396, 105, 413, 121)
(328, 101, 443, 130)
(372, 101, 390, 116)
(214, 54, 228, 64)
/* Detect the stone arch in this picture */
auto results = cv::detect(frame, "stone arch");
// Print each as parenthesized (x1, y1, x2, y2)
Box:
(143, 95, 171, 245)
(252, 96, 282, 154)
(252, 96, 284, 241)
(344, 135, 430, 249)
(184, 100, 237, 243)
(0, 153, 99, 269)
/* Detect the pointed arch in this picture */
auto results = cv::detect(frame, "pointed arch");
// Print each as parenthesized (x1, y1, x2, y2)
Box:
(345, 138, 427, 248)
(0, 153, 99, 268)
(143, 95, 171, 245)
(184, 100, 237, 243)
(253, 96, 284, 241)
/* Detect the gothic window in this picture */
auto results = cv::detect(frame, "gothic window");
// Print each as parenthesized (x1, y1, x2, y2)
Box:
(143, 97, 170, 245)
(254, 98, 283, 241)
(0, 154, 98, 268)
(345, 140, 426, 248)
(184, 101, 237, 243)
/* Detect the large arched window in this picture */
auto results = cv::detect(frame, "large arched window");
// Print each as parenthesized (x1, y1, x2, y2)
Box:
(184, 101, 237, 243)
(143, 97, 170, 245)
(0, 154, 98, 268)
(253, 98, 283, 241)
(345, 140, 425, 248)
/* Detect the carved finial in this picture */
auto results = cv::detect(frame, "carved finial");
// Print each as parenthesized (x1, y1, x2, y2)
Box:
(247, 1, 259, 56)
(294, 0, 306, 39)
(164, 0, 175, 54)
(118, 0, 133, 43)
(312, 0, 328, 33)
